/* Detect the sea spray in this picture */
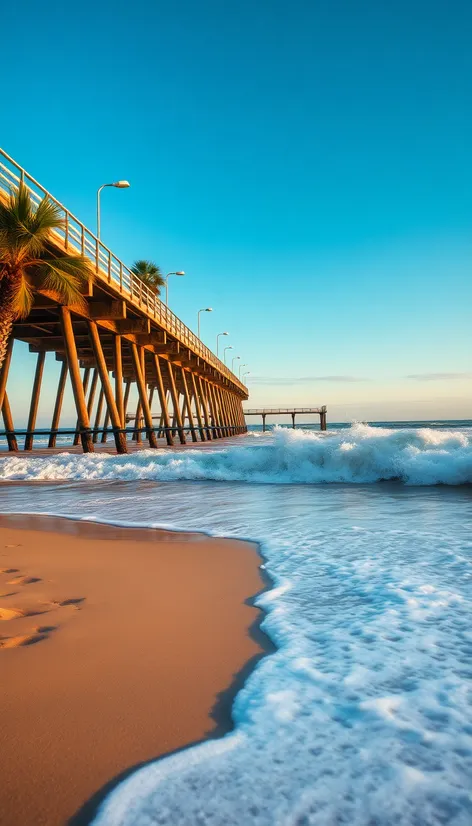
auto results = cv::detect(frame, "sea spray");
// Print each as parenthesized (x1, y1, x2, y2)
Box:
(0, 424, 471, 485)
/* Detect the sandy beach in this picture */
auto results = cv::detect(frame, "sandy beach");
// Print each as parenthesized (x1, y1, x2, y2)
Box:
(0, 514, 269, 826)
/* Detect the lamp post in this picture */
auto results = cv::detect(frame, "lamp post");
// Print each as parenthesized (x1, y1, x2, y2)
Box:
(164, 271, 185, 305)
(232, 356, 240, 372)
(197, 307, 212, 338)
(239, 363, 247, 379)
(97, 181, 130, 239)
(242, 371, 250, 380)
(223, 345, 233, 365)
(216, 332, 229, 357)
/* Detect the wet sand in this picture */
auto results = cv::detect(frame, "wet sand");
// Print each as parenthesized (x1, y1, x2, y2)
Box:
(0, 514, 269, 826)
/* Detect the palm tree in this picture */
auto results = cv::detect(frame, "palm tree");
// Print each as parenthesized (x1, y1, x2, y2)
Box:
(131, 260, 165, 295)
(0, 183, 92, 372)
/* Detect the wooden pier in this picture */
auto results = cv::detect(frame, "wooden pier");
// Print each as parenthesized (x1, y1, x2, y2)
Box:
(244, 407, 327, 431)
(0, 149, 248, 454)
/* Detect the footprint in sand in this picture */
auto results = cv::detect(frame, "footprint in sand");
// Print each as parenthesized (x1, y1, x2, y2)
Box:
(7, 575, 41, 586)
(0, 606, 27, 621)
(0, 605, 47, 621)
(0, 633, 47, 649)
(59, 597, 85, 606)
(0, 568, 19, 574)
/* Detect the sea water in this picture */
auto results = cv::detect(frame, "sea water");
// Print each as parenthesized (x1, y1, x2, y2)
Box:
(0, 424, 471, 826)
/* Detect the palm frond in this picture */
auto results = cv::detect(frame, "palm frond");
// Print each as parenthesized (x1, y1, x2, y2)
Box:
(39, 269, 86, 308)
(10, 273, 34, 319)
(32, 255, 92, 308)
(0, 184, 64, 258)
(131, 259, 165, 292)
(31, 195, 64, 236)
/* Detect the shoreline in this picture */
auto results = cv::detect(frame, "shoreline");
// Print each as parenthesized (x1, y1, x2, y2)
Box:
(0, 514, 273, 826)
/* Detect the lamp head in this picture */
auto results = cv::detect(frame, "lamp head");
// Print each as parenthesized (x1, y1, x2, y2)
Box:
(222, 331, 229, 336)
(205, 307, 213, 312)
(175, 271, 185, 276)
(113, 180, 130, 188)
(226, 345, 233, 350)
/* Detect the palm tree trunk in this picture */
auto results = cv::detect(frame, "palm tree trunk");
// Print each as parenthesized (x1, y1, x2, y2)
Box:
(0, 312, 14, 374)
(0, 277, 16, 374)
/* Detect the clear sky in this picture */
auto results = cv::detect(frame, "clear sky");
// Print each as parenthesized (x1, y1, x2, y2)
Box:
(2, 0, 471, 424)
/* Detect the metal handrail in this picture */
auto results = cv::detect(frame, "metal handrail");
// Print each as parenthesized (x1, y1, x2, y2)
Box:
(0, 147, 246, 393)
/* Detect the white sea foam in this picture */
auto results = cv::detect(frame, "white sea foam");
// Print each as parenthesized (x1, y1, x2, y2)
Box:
(0, 424, 471, 484)
(0, 427, 471, 825)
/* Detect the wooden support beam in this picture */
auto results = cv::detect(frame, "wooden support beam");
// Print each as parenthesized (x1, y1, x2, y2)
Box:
(151, 356, 173, 446)
(150, 343, 178, 355)
(207, 382, 222, 438)
(130, 343, 158, 449)
(133, 346, 146, 444)
(93, 388, 105, 444)
(180, 369, 198, 442)
(113, 335, 125, 428)
(60, 307, 94, 453)
(0, 338, 14, 414)
(217, 386, 230, 437)
(136, 332, 166, 347)
(89, 300, 127, 320)
(203, 380, 216, 437)
(48, 361, 68, 448)
(2, 393, 18, 452)
(24, 350, 46, 450)
(116, 318, 151, 334)
(73, 367, 91, 446)
(190, 372, 206, 441)
(166, 361, 186, 444)
(226, 391, 237, 435)
(133, 399, 142, 443)
(197, 376, 212, 440)
(87, 320, 128, 454)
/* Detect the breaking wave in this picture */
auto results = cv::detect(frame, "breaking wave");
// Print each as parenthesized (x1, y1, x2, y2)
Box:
(0, 424, 471, 485)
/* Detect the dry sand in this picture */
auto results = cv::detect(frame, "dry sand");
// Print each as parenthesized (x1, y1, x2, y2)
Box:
(0, 514, 270, 826)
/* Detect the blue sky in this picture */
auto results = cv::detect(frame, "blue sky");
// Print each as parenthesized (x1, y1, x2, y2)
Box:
(2, 0, 471, 423)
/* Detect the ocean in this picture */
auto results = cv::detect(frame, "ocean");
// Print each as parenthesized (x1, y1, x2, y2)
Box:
(0, 422, 471, 825)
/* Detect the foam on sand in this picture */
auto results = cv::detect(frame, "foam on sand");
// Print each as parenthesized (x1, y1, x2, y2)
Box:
(92, 503, 472, 826)
(0, 424, 471, 485)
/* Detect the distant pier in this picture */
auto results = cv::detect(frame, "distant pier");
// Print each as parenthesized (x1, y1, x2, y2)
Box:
(244, 407, 327, 432)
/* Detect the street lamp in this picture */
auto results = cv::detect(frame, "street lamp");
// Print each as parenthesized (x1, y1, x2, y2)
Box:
(223, 345, 233, 365)
(242, 371, 250, 379)
(216, 332, 229, 357)
(164, 271, 185, 305)
(97, 181, 130, 239)
(198, 307, 213, 338)
(232, 356, 240, 371)
(239, 363, 247, 378)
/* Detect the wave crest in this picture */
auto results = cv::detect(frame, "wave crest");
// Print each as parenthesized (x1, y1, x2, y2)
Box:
(0, 424, 471, 485)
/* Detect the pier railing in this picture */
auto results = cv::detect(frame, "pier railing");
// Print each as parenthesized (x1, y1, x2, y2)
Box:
(0, 147, 246, 393)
